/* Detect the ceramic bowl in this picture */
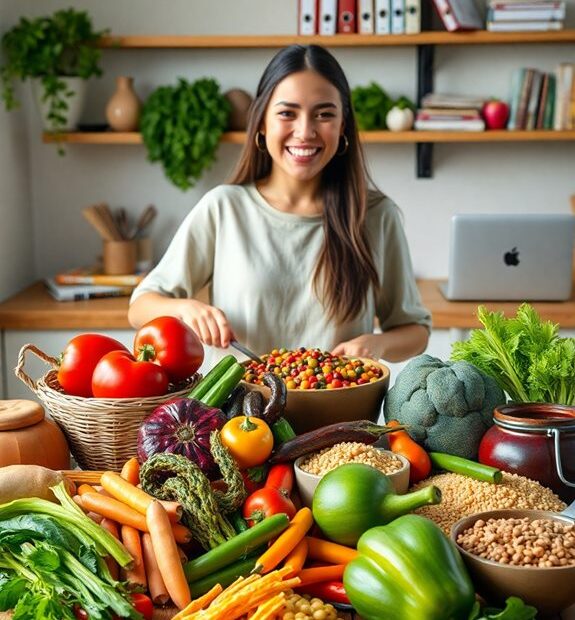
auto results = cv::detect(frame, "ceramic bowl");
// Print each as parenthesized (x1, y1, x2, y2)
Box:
(294, 450, 410, 508)
(242, 357, 390, 434)
(451, 506, 575, 617)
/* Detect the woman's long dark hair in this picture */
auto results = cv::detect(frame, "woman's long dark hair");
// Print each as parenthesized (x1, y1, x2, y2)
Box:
(228, 45, 381, 324)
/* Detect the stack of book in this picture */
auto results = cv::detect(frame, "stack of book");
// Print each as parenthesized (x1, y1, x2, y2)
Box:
(486, 0, 566, 32)
(506, 64, 575, 130)
(45, 271, 145, 302)
(415, 93, 486, 131)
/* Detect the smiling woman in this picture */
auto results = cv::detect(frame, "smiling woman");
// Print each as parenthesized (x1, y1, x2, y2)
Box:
(128, 45, 431, 367)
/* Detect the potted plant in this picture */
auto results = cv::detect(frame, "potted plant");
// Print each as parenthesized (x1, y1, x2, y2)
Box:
(1, 8, 107, 133)
(140, 77, 230, 190)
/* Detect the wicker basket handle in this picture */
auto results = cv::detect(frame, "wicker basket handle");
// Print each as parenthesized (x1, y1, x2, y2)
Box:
(15, 343, 60, 392)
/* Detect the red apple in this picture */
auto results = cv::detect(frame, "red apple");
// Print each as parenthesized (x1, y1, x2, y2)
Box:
(482, 99, 510, 130)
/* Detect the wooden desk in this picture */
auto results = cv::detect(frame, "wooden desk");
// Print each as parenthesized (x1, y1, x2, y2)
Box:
(1, 280, 575, 331)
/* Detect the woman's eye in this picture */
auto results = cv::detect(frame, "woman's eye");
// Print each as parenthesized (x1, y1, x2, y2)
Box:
(278, 110, 295, 118)
(317, 111, 336, 119)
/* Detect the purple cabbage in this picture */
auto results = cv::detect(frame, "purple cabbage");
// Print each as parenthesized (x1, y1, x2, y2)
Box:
(137, 398, 226, 478)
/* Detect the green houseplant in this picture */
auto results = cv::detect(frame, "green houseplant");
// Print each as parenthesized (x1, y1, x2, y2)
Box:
(1, 8, 107, 132)
(140, 77, 231, 191)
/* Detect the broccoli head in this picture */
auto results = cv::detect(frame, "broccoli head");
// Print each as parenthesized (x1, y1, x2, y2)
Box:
(383, 354, 506, 459)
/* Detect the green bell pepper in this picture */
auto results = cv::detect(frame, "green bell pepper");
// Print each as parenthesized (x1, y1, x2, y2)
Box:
(343, 514, 475, 620)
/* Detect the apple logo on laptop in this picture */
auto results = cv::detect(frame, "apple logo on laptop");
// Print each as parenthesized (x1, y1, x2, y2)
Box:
(504, 247, 520, 266)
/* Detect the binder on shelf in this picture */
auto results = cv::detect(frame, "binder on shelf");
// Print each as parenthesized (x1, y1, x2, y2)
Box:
(391, 0, 405, 33)
(432, 0, 484, 32)
(375, 0, 392, 33)
(298, 0, 318, 35)
(318, 0, 337, 35)
(337, 0, 357, 33)
(359, 0, 375, 34)
(405, 0, 421, 33)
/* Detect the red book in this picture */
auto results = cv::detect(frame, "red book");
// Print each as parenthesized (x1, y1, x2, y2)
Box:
(338, 0, 357, 33)
(432, 0, 483, 31)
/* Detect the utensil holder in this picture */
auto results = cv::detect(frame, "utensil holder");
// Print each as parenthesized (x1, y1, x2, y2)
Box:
(103, 239, 137, 275)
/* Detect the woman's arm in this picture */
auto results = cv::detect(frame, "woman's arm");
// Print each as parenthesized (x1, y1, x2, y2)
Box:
(332, 323, 429, 363)
(128, 292, 235, 348)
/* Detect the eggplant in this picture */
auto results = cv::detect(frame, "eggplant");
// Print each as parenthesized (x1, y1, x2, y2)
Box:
(261, 373, 287, 425)
(222, 384, 247, 419)
(242, 390, 265, 418)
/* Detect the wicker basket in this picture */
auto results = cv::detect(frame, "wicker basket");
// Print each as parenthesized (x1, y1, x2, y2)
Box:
(15, 343, 200, 471)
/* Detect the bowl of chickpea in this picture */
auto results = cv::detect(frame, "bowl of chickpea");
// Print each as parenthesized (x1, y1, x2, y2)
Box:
(451, 504, 575, 616)
(242, 348, 390, 434)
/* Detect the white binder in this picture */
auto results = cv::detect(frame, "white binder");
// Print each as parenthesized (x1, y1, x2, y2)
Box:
(404, 0, 421, 34)
(359, 0, 375, 34)
(299, 0, 318, 35)
(318, 0, 337, 35)
(391, 0, 405, 34)
(375, 0, 391, 34)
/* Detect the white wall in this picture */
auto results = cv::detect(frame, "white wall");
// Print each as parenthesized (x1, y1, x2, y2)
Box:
(0, 0, 34, 301)
(4, 0, 575, 285)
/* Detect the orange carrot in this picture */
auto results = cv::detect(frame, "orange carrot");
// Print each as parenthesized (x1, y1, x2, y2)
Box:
(254, 507, 313, 575)
(100, 518, 120, 539)
(77, 484, 98, 496)
(121, 457, 140, 485)
(146, 500, 191, 610)
(305, 536, 358, 565)
(81, 492, 148, 530)
(177, 545, 188, 564)
(100, 471, 182, 522)
(283, 538, 308, 578)
(141, 533, 170, 606)
(296, 564, 346, 587)
(86, 511, 104, 524)
(121, 525, 147, 588)
(387, 419, 432, 483)
(171, 523, 192, 544)
(170, 583, 223, 619)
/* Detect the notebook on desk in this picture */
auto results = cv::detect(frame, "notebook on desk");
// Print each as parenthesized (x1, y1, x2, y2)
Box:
(439, 213, 575, 301)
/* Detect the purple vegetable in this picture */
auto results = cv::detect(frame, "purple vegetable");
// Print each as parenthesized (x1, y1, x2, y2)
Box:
(137, 398, 226, 478)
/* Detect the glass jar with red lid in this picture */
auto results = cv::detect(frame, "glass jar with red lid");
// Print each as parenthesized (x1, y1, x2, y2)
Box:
(478, 403, 575, 503)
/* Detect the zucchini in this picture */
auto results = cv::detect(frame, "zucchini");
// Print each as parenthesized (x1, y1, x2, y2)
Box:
(187, 354, 236, 400)
(229, 510, 249, 534)
(270, 420, 401, 463)
(183, 512, 290, 582)
(201, 362, 245, 408)
(271, 417, 297, 445)
(429, 452, 503, 484)
(188, 553, 260, 598)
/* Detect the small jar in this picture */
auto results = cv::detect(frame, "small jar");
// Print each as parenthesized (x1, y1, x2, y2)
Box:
(0, 399, 70, 469)
(479, 403, 575, 502)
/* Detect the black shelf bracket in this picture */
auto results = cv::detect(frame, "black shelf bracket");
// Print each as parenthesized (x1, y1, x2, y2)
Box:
(416, 1, 434, 178)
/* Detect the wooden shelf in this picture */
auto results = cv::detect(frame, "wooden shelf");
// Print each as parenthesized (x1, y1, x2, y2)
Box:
(42, 130, 575, 145)
(98, 30, 575, 49)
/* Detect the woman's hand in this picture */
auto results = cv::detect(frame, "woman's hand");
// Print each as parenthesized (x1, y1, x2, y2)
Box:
(177, 299, 235, 348)
(332, 334, 382, 360)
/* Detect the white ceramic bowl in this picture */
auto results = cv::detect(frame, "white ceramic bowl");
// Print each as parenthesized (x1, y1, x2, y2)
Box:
(294, 449, 411, 508)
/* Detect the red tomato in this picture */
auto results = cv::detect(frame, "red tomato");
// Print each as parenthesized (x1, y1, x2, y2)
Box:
(57, 334, 128, 397)
(91, 350, 169, 399)
(134, 316, 204, 383)
(242, 487, 297, 527)
(129, 593, 154, 620)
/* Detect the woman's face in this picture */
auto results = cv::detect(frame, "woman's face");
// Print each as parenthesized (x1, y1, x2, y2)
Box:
(260, 69, 344, 184)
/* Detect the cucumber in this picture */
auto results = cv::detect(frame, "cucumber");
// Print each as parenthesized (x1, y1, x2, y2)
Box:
(183, 512, 290, 582)
(429, 452, 503, 484)
(229, 510, 249, 534)
(188, 553, 260, 598)
(271, 417, 297, 445)
(187, 354, 236, 400)
(201, 362, 245, 408)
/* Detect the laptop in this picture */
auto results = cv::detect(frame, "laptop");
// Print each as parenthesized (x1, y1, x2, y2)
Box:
(440, 213, 575, 301)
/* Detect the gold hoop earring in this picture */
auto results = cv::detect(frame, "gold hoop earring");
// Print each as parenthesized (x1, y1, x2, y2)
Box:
(336, 134, 349, 156)
(255, 131, 267, 153)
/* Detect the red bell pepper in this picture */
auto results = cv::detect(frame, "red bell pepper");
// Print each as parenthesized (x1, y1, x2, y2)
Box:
(297, 580, 351, 605)
(264, 463, 294, 497)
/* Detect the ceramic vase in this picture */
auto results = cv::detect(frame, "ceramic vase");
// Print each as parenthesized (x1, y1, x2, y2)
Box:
(105, 76, 141, 131)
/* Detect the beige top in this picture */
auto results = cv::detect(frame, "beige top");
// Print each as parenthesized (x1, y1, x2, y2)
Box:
(131, 183, 431, 356)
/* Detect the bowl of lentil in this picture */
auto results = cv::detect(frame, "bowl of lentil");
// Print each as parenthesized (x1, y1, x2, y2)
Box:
(294, 443, 410, 508)
(450, 502, 575, 616)
(242, 348, 390, 434)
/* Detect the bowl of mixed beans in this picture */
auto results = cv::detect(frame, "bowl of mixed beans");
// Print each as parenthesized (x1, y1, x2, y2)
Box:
(451, 506, 575, 616)
(242, 348, 390, 434)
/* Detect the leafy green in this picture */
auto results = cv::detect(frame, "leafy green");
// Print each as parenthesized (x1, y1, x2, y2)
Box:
(351, 82, 393, 130)
(452, 304, 575, 405)
(1, 9, 107, 135)
(141, 77, 231, 190)
(468, 596, 537, 619)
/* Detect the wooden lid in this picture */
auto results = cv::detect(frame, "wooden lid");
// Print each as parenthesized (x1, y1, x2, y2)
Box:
(0, 399, 45, 431)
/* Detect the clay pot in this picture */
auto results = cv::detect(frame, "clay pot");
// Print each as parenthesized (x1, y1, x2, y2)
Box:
(0, 399, 70, 469)
(106, 76, 142, 131)
(478, 403, 575, 502)
(224, 88, 253, 131)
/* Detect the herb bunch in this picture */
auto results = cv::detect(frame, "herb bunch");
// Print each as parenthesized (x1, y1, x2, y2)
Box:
(451, 304, 575, 405)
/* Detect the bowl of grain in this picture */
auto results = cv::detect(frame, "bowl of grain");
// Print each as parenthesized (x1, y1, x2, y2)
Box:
(450, 502, 575, 616)
(294, 442, 410, 508)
